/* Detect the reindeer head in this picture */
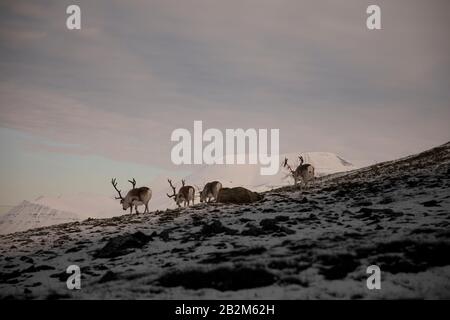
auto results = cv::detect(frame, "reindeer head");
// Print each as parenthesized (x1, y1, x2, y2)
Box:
(175, 193, 187, 206)
(199, 189, 207, 203)
(194, 185, 206, 203)
(111, 178, 130, 211)
(167, 179, 182, 207)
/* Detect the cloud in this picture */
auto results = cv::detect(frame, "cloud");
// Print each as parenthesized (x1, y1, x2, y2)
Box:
(0, 0, 449, 170)
(0, 83, 174, 166)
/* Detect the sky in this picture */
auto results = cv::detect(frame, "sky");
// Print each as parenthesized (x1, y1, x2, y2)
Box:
(0, 0, 449, 206)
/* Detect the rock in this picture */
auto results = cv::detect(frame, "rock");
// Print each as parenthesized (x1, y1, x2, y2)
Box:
(65, 246, 85, 253)
(241, 224, 265, 236)
(99, 271, 118, 283)
(217, 187, 262, 204)
(200, 220, 238, 237)
(191, 215, 204, 226)
(317, 253, 359, 280)
(275, 215, 290, 222)
(351, 200, 372, 207)
(260, 218, 278, 230)
(355, 207, 403, 219)
(421, 200, 441, 207)
(378, 197, 394, 204)
(200, 247, 266, 264)
(22, 265, 55, 273)
(50, 271, 70, 282)
(159, 229, 171, 242)
(0, 270, 22, 283)
(241, 219, 295, 236)
(94, 231, 152, 258)
(93, 264, 109, 271)
(158, 267, 277, 291)
(19, 256, 34, 264)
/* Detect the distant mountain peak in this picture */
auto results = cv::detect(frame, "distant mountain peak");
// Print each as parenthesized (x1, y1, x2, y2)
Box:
(0, 193, 124, 235)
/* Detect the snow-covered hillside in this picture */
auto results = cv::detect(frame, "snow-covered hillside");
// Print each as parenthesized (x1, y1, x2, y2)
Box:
(0, 194, 123, 235)
(0, 142, 448, 299)
(0, 152, 355, 234)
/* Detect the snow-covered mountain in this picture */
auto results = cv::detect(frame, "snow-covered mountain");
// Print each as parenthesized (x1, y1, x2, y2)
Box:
(32, 193, 124, 219)
(0, 152, 355, 234)
(0, 194, 123, 235)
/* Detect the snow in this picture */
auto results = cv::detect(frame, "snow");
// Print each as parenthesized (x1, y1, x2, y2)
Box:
(0, 142, 449, 299)
(0, 152, 355, 235)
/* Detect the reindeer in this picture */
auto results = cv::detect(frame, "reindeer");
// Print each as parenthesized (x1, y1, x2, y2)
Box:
(111, 178, 152, 214)
(283, 155, 315, 187)
(200, 181, 222, 203)
(167, 179, 195, 207)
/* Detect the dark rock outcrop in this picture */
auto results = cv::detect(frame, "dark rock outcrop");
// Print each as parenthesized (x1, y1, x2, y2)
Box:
(157, 267, 277, 291)
(94, 231, 152, 258)
(200, 220, 238, 237)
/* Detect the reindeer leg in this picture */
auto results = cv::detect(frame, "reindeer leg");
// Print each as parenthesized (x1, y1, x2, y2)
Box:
(130, 207, 133, 214)
(135, 205, 140, 214)
(145, 204, 149, 213)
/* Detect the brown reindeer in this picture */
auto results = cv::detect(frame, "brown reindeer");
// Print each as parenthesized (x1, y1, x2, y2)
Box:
(200, 181, 222, 203)
(283, 155, 315, 187)
(112, 178, 152, 214)
(167, 179, 195, 207)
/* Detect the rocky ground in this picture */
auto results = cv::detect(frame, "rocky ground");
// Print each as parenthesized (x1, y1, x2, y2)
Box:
(1, 142, 449, 299)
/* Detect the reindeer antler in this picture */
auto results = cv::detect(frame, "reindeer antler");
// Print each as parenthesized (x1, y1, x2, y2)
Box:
(283, 157, 295, 174)
(167, 179, 177, 198)
(181, 179, 186, 187)
(298, 155, 304, 165)
(111, 178, 124, 200)
(128, 178, 137, 189)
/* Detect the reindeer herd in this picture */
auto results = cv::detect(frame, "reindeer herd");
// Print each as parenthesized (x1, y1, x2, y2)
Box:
(111, 155, 314, 214)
